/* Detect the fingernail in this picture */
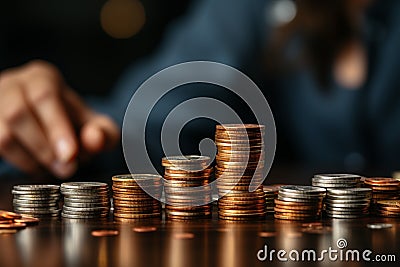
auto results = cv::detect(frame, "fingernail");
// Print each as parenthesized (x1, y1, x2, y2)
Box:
(52, 160, 77, 179)
(56, 139, 74, 162)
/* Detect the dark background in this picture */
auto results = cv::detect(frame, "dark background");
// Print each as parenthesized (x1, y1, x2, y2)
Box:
(0, 0, 191, 96)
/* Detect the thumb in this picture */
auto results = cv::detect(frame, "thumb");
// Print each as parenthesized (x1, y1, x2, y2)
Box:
(81, 114, 120, 154)
(62, 88, 120, 154)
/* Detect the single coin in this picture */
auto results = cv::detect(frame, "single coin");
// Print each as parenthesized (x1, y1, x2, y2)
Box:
(367, 223, 393, 229)
(91, 230, 119, 237)
(0, 222, 26, 229)
(14, 216, 39, 225)
(173, 233, 195, 239)
(132, 226, 157, 233)
(258, 232, 277, 238)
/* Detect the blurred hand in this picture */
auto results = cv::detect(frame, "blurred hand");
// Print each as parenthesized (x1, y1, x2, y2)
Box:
(0, 60, 120, 178)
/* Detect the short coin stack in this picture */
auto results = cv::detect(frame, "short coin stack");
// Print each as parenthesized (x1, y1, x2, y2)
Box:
(12, 185, 60, 218)
(375, 200, 400, 217)
(274, 186, 326, 220)
(263, 185, 280, 214)
(363, 178, 400, 203)
(112, 174, 162, 221)
(162, 155, 212, 220)
(312, 174, 362, 188)
(216, 124, 266, 220)
(61, 182, 110, 219)
(325, 188, 372, 218)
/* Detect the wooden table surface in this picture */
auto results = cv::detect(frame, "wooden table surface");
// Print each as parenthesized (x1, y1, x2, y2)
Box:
(0, 176, 399, 267)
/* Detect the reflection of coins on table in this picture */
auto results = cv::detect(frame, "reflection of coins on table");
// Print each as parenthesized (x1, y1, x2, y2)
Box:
(325, 188, 372, 219)
(274, 185, 325, 221)
(61, 182, 110, 219)
(162, 155, 212, 220)
(112, 174, 162, 221)
(216, 124, 266, 220)
(12, 184, 61, 218)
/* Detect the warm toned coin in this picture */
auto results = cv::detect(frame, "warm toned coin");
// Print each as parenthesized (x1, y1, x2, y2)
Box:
(133, 226, 157, 233)
(91, 230, 119, 237)
(376, 200, 400, 207)
(0, 222, 26, 229)
(0, 210, 22, 219)
(14, 216, 40, 225)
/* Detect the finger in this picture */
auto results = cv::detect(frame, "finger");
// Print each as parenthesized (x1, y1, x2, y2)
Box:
(0, 122, 41, 174)
(24, 76, 78, 163)
(81, 115, 120, 154)
(0, 85, 55, 167)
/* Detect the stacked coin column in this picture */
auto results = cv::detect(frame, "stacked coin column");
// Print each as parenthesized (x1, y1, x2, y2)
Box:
(274, 185, 325, 220)
(215, 124, 266, 221)
(12, 185, 61, 218)
(112, 174, 162, 221)
(325, 188, 372, 218)
(363, 177, 400, 216)
(162, 155, 212, 220)
(61, 182, 110, 219)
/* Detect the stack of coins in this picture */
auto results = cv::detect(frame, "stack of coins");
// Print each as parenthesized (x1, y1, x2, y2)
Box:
(162, 155, 212, 220)
(274, 186, 326, 220)
(61, 182, 110, 219)
(12, 185, 60, 218)
(112, 174, 162, 221)
(216, 124, 267, 220)
(263, 185, 280, 214)
(325, 188, 372, 218)
(363, 178, 400, 202)
(375, 200, 400, 217)
(312, 174, 362, 188)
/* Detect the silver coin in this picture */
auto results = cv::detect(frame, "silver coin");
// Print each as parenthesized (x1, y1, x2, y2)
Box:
(278, 191, 325, 199)
(277, 196, 323, 203)
(13, 184, 60, 191)
(280, 185, 326, 195)
(314, 174, 361, 180)
(327, 188, 372, 195)
(366, 223, 393, 229)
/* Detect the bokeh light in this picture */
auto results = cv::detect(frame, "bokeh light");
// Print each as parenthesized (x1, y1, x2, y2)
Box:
(100, 0, 146, 39)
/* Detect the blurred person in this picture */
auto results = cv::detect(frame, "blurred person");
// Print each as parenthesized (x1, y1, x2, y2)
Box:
(1, 0, 400, 179)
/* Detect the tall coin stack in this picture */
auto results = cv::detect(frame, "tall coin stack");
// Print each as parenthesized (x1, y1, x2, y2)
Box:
(61, 182, 110, 219)
(162, 155, 212, 220)
(12, 185, 60, 218)
(112, 174, 162, 221)
(216, 124, 266, 220)
(312, 174, 362, 189)
(363, 177, 400, 214)
(274, 186, 326, 220)
(325, 188, 372, 218)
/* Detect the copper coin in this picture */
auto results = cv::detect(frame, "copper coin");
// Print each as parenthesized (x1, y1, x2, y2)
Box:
(91, 230, 119, 237)
(0, 222, 26, 229)
(132, 226, 157, 233)
(14, 216, 40, 225)
(173, 233, 195, 239)
(0, 210, 22, 220)
(258, 232, 277, 238)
